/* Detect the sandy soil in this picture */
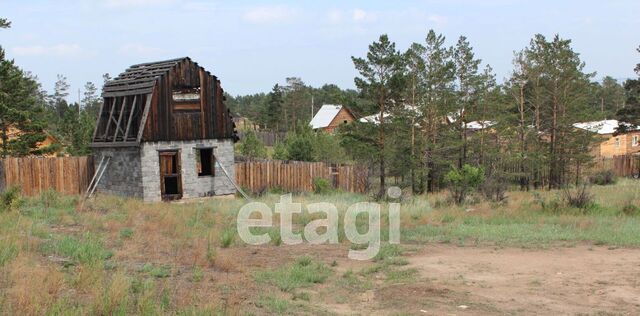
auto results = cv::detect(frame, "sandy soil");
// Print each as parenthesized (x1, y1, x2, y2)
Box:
(393, 244, 640, 315)
(109, 240, 640, 315)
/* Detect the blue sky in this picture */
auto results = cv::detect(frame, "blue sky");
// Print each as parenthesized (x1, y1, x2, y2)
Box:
(1, 0, 638, 100)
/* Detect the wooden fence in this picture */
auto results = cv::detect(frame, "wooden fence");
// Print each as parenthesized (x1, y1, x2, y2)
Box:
(235, 160, 369, 193)
(237, 131, 287, 146)
(0, 157, 94, 196)
(0, 157, 368, 196)
(590, 154, 640, 177)
(1, 154, 632, 197)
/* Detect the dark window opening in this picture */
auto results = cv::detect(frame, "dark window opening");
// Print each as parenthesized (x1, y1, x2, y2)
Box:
(196, 148, 215, 176)
(343, 120, 348, 124)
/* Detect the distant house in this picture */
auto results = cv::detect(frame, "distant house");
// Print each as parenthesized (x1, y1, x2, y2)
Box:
(361, 106, 495, 132)
(573, 119, 640, 158)
(0, 126, 61, 156)
(310, 104, 355, 133)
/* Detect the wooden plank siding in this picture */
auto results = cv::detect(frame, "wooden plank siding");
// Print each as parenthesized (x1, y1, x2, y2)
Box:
(234, 160, 369, 194)
(0, 157, 94, 196)
(141, 59, 235, 142)
(94, 57, 236, 146)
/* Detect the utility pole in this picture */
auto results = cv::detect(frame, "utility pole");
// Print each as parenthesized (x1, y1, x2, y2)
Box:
(311, 95, 314, 121)
(78, 88, 82, 115)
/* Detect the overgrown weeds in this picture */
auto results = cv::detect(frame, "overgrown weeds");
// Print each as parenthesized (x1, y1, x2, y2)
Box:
(40, 233, 112, 266)
(562, 184, 595, 210)
(255, 256, 332, 292)
(589, 170, 617, 186)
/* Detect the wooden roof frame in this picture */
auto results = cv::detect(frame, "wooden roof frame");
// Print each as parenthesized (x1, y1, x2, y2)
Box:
(91, 57, 236, 148)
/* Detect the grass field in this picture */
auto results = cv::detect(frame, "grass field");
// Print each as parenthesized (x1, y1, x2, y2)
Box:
(0, 179, 638, 314)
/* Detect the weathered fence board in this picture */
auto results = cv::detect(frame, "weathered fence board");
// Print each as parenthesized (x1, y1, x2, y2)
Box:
(0, 157, 94, 196)
(235, 160, 369, 193)
(592, 154, 640, 177)
(237, 131, 287, 146)
(1, 154, 632, 197)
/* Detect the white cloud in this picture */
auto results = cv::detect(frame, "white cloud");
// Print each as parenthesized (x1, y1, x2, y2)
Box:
(11, 44, 83, 57)
(104, 0, 176, 9)
(243, 6, 297, 24)
(427, 14, 448, 26)
(352, 9, 376, 23)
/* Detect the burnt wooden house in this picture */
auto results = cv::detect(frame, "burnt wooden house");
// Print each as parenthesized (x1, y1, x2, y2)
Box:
(90, 57, 237, 201)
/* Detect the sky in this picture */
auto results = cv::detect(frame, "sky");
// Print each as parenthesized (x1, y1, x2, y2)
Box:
(1, 0, 639, 101)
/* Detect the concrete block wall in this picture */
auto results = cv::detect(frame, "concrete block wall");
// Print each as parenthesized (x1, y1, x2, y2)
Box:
(140, 139, 236, 202)
(92, 147, 144, 198)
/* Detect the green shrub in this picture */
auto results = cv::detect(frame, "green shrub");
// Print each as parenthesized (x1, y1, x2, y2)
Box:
(313, 177, 332, 194)
(444, 164, 485, 205)
(562, 184, 594, 210)
(272, 142, 288, 160)
(621, 203, 640, 216)
(589, 170, 617, 186)
(0, 186, 22, 211)
(239, 131, 267, 159)
(481, 172, 508, 202)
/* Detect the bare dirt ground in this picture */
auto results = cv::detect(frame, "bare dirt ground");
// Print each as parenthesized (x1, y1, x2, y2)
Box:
(212, 243, 640, 315)
(393, 244, 640, 315)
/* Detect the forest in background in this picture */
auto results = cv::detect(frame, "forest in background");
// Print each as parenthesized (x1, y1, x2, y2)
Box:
(2, 16, 639, 195)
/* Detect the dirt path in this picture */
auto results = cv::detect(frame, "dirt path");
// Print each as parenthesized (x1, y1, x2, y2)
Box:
(402, 244, 640, 315)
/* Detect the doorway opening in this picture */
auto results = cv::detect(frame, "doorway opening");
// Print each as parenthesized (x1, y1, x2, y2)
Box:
(159, 150, 182, 201)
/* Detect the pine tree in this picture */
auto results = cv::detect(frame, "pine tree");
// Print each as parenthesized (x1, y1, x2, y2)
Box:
(264, 84, 284, 131)
(81, 81, 102, 119)
(351, 34, 405, 196)
(417, 30, 456, 192)
(0, 48, 49, 157)
(51, 74, 70, 120)
(520, 34, 595, 188)
(452, 36, 483, 168)
(239, 131, 267, 160)
(616, 46, 640, 131)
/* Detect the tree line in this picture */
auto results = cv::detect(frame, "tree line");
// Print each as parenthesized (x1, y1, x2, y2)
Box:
(0, 18, 104, 157)
(2, 16, 639, 195)
(233, 30, 639, 196)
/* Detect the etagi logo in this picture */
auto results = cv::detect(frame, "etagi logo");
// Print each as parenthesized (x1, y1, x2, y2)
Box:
(237, 187, 402, 260)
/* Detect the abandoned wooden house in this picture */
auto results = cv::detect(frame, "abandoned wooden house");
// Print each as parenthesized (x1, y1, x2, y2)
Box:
(90, 57, 238, 201)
